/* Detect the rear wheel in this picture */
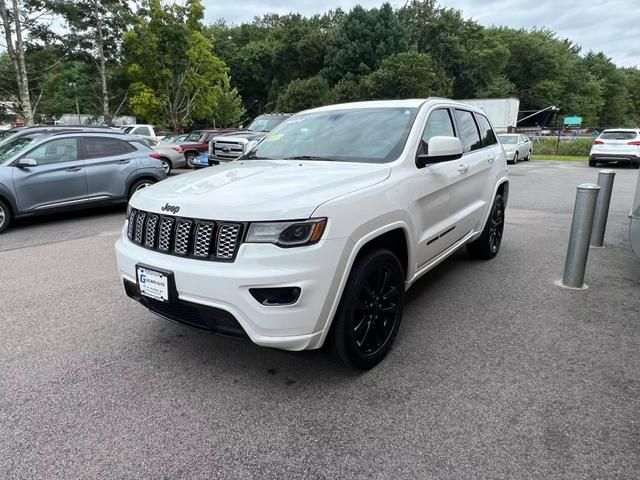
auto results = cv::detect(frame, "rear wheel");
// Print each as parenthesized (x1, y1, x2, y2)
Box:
(526, 150, 532, 161)
(330, 249, 405, 370)
(512, 152, 518, 164)
(467, 193, 505, 260)
(160, 158, 172, 174)
(128, 178, 156, 199)
(589, 157, 597, 167)
(0, 199, 11, 234)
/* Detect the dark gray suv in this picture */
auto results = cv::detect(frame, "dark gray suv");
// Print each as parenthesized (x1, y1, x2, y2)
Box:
(0, 131, 166, 233)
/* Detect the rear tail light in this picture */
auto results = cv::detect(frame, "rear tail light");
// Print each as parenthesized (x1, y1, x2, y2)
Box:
(172, 146, 183, 153)
(628, 141, 640, 146)
(150, 153, 162, 159)
(593, 140, 604, 145)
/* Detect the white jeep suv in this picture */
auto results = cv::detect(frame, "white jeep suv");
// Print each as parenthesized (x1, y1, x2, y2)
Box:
(115, 99, 509, 369)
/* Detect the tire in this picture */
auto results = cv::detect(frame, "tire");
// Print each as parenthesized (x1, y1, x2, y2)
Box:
(512, 152, 518, 164)
(128, 178, 156, 199)
(526, 150, 532, 161)
(185, 152, 197, 168)
(633, 162, 640, 170)
(160, 158, 172, 175)
(467, 193, 505, 260)
(0, 198, 11, 234)
(330, 248, 405, 370)
(589, 157, 597, 167)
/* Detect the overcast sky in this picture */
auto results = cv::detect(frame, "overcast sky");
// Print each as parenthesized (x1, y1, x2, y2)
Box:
(203, 0, 638, 68)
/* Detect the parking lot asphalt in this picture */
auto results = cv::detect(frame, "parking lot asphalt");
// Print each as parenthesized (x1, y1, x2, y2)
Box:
(1, 161, 639, 479)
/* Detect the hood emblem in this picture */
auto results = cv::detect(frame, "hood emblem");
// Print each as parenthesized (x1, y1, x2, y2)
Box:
(161, 203, 180, 214)
(222, 146, 231, 153)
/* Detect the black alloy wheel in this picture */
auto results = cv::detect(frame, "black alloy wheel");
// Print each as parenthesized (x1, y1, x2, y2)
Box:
(467, 193, 505, 260)
(331, 249, 405, 369)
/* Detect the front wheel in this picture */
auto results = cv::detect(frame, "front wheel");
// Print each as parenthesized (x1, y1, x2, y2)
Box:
(330, 249, 405, 370)
(185, 153, 197, 168)
(0, 198, 11, 234)
(128, 178, 156, 199)
(467, 193, 505, 260)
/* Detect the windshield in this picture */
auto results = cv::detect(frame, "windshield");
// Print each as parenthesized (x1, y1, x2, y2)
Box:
(244, 108, 418, 164)
(186, 131, 203, 142)
(247, 115, 288, 132)
(600, 131, 637, 140)
(498, 135, 518, 145)
(0, 136, 41, 165)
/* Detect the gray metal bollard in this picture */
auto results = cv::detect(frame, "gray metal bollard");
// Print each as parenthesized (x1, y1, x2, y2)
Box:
(590, 169, 616, 247)
(561, 183, 600, 289)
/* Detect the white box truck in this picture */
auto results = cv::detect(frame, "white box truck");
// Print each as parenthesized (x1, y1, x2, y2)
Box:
(459, 98, 520, 134)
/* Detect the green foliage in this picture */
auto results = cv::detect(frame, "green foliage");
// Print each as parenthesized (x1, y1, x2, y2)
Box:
(124, 0, 231, 130)
(363, 51, 452, 99)
(211, 80, 246, 127)
(534, 138, 593, 156)
(1, 0, 638, 131)
(275, 75, 331, 112)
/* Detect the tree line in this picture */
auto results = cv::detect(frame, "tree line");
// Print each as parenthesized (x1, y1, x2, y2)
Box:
(0, 0, 638, 131)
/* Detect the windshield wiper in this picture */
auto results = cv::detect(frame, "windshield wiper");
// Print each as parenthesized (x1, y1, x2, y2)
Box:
(282, 155, 335, 161)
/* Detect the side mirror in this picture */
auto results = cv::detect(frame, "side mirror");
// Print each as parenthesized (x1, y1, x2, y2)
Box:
(16, 158, 38, 168)
(417, 136, 463, 167)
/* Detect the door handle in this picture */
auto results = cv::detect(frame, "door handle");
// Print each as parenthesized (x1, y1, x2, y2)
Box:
(457, 164, 469, 174)
(487, 156, 495, 163)
(117, 159, 131, 164)
(65, 166, 83, 172)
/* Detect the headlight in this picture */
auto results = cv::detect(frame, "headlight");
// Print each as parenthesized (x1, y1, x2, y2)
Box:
(246, 218, 327, 247)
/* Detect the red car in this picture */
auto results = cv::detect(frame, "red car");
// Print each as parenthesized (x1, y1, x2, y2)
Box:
(179, 129, 238, 167)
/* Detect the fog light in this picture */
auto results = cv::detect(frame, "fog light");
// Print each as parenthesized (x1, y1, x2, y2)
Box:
(250, 287, 301, 306)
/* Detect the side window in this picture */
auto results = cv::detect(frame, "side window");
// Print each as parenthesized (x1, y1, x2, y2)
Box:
(133, 126, 151, 136)
(454, 110, 482, 153)
(27, 138, 78, 165)
(83, 137, 134, 159)
(418, 109, 455, 155)
(475, 114, 497, 147)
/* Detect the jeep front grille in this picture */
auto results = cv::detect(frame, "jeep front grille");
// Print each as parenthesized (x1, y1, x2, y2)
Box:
(126, 208, 243, 261)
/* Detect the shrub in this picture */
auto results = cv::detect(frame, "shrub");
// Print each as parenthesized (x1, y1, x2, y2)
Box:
(534, 138, 593, 156)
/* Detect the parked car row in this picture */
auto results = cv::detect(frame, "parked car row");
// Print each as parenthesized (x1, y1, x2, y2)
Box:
(0, 128, 166, 234)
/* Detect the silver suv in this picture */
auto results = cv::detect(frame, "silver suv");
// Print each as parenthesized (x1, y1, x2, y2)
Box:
(0, 131, 166, 233)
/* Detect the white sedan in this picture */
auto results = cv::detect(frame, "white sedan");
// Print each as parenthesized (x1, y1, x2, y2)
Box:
(498, 134, 533, 164)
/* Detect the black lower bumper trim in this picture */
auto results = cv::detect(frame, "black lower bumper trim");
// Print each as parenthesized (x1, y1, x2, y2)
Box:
(124, 279, 248, 339)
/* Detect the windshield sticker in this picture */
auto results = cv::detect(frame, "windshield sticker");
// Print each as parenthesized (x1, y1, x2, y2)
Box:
(266, 134, 285, 142)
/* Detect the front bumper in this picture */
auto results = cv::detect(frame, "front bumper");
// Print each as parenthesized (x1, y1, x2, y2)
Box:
(115, 234, 349, 351)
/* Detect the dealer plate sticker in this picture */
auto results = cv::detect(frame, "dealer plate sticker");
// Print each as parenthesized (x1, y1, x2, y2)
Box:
(137, 266, 169, 302)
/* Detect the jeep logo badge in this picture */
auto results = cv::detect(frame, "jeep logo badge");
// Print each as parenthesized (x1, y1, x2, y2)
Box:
(161, 203, 180, 214)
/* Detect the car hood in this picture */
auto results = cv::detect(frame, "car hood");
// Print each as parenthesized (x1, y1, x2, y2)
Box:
(131, 160, 391, 221)
(215, 131, 266, 142)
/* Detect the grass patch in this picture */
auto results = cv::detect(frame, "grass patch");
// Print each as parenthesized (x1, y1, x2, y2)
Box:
(532, 155, 587, 162)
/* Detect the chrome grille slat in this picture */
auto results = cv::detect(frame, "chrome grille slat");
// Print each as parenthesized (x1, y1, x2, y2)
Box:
(127, 209, 137, 240)
(127, 209, 242, 261)
(193, 222, 215, 257)
(158, 217, 174, 251)
(174, 220, 193, 255)
(134, 211, 146, 244)
(145, 215, 159, 248)
(216, 224, 241, 259)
